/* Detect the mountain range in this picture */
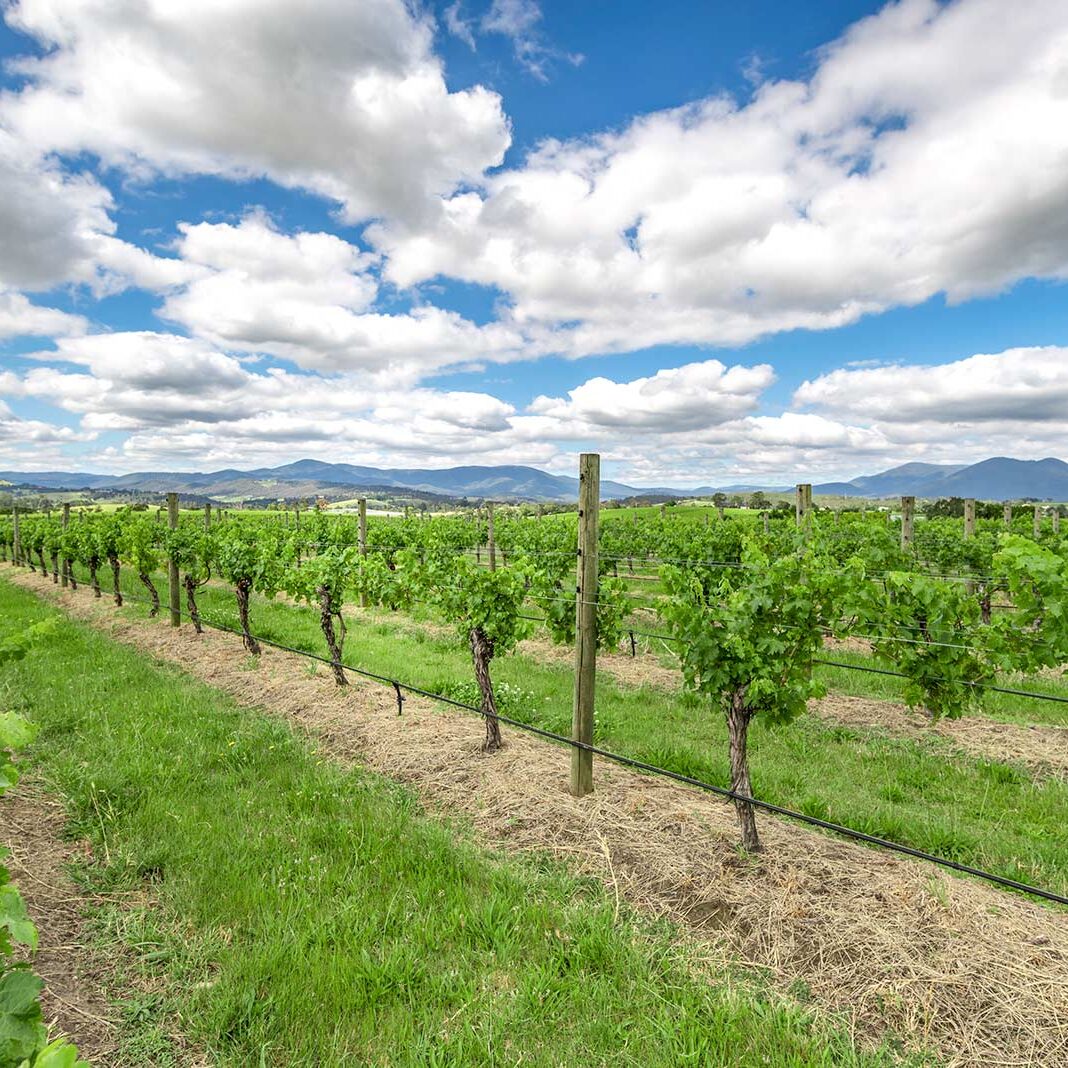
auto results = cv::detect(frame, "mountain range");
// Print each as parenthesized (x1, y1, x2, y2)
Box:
(2, 456, 1067, 503)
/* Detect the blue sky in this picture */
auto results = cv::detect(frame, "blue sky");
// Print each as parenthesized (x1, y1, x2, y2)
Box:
(1, 0, 1067, 486)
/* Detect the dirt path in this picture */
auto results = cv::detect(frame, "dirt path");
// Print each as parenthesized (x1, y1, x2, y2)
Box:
(8, 567, 1068, 1068)
(1, 787, 120, 1064)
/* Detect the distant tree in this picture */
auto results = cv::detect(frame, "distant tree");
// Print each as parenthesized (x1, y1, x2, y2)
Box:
(747, 491, 770, 510)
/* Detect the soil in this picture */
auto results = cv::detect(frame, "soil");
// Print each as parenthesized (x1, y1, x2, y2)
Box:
(1, 786, 119, 1064)
(7, 567, 1068, 1068)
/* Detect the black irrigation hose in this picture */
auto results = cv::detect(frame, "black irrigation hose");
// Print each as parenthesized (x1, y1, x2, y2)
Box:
(37, 566, 1061, 908)
(181, 609, 1068, 907)
(812, 657, 1068, 705)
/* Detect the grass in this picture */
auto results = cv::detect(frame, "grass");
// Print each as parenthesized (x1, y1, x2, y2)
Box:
(46, 557, 1068, 902)
(0, 580, 920, 1066)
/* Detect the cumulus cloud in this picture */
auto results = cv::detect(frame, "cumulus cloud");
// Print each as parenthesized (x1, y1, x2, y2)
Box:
(157, 213, 527, 378)
(795, 346, 1068, 423)
(0, 291, 87, 339)
(528, 360, 774, 430)
(371, 0, 1068, 355)
(2, 0, 510, 224)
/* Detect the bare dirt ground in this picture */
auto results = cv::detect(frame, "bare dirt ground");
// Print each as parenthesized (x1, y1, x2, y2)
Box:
(2, 787, 119, 1064)
(8, 567, 1068, 1068)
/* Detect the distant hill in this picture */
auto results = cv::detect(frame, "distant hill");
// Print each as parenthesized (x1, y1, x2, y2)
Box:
(813, 457, 1068, 500)
(2, 455, 1066, 503)
(0, 461, 650, 503)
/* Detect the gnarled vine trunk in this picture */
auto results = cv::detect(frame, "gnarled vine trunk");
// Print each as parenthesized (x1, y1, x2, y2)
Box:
(470, 626, 502, 752)
(318, 586, 347, 686)
(50, 551, 59, 583)
(726, 686, 760, 852)
(88, 556, 101, 597)
(184, 575, 203, 634)
(235, 578, 260, 655)
(109, 554, 123, 606)
(139, 572, 160, 617)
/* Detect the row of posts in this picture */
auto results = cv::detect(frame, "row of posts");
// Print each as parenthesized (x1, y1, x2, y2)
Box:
(793, 486, 1060, 548)
(6, 468, 1057, 802)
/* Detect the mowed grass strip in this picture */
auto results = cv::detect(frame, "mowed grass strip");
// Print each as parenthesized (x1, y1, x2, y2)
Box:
(0, 580, 914, 1066)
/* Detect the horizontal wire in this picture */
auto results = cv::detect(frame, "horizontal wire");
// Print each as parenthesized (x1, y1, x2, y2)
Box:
(18, 558, 1065, 908)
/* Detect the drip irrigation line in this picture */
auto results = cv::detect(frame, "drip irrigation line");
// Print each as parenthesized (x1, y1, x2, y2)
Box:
(33, 559, 1068, 707)
(32, 564, 1064, 908)
(811, 658, 1068, 705)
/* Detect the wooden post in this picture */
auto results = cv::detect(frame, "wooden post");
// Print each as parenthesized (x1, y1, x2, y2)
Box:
(487, 502, 496, 572)
(571, 453, 600, 798)
(1054, 510, 1061, 535)
(795, 484, 812, 528)
(357, 498, 368, 608)
(204, 502, 212, 530)
(167, 492, 180, 627)
(900, 496, 915, 549)
(61, 503, 70, 587)
(12, 504, 20, 566)
(1003, 502, 1012, 529)
(963, 498, 976, 538)
(762, 511, 769, 536)
(1034, 504, 1042, 538)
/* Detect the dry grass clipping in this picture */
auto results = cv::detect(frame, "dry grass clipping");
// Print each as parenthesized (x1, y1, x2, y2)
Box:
(9, 569, 1068, 1067)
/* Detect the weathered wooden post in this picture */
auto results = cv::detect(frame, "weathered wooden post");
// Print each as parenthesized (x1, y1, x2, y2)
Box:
(12, 503, 20, 566)
(963, 498, 976, 538)
(1034, 504, 1042, 538)
(1054, 510, 1061, 535)
(167, 492, 181, 627)
(61, 502, 70, 587)
(900, 496, 915, 549)
(1003, 502, 1013, 529)
(795, 484, 812, 528)
(571, 453, 600, 798)
(487, 501, 497, 572)
(762, 511, 770, 536)
(204, 502, 212, 530)
(358, 498, 368, 609)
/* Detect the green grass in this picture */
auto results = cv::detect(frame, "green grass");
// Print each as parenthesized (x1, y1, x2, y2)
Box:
(45, 557, 1068, 903)
(0, 580, 923, 1066)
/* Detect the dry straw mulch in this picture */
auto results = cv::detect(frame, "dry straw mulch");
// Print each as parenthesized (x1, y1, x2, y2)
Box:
(8, 569, 1068, 1067)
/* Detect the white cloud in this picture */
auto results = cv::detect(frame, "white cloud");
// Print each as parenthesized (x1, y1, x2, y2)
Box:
(528, 359, 774, 430)
(794, 346, 1068, 423)
(481, 0, 581, 81)
(443, 2, 477, 50)
(371, 0, 1068, 355)
(2, 0, 510, 224)
(158, 212, 526, 379)
(0, 291, 87, 339)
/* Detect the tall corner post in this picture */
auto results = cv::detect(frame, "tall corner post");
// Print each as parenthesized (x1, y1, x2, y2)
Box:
(570, 453, 600, 798)
(963, 498, 976, 538)
(358, 498, 368, 608)
(167, 492, 181, 626)
(60, 502, 70, 587)
(900, 496, 915, 549)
